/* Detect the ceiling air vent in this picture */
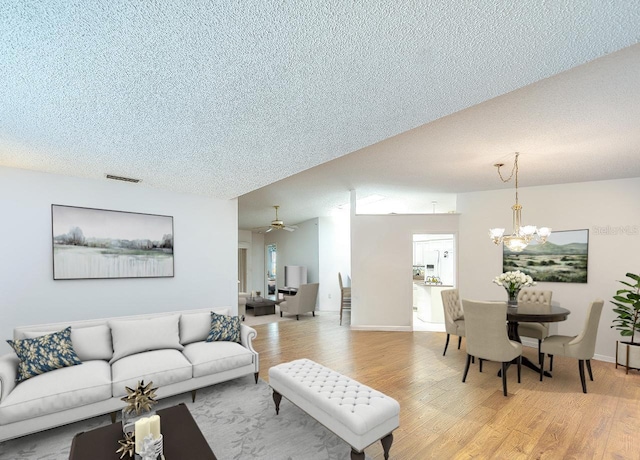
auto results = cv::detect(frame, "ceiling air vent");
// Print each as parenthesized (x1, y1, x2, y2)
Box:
(106, 174, 141, 183)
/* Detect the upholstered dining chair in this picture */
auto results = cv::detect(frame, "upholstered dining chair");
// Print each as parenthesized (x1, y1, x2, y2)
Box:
(279, 283, 320, 320)
(462, 300, 522, 397)
(441, 289, 465, 356)
(517, 289, 553, 363)
(540, 299, 604, 393)
(338, 273, 351, 326)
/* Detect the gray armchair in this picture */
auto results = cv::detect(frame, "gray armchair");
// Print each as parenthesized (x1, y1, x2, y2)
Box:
(279, 283, 319, 320)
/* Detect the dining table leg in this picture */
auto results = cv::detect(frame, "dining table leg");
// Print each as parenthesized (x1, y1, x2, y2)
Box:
(499, 321, 552, 378)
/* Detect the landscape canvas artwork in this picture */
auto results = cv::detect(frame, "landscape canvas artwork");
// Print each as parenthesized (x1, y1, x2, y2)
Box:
(503, 229, 588, 283)
(52, 205, 174, 280)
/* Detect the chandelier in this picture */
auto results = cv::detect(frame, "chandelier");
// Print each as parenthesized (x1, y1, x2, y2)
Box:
(489, 152, 551, 252)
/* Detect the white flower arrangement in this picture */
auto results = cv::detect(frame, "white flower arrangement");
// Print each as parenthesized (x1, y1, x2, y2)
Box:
(493, 270, 536, 299)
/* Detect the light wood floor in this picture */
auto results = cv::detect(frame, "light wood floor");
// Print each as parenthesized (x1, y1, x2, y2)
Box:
(252, 312, 640, 460)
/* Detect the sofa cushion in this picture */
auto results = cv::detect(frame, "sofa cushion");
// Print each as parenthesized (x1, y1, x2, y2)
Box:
(206, 313, 241, 343)
(24, 325, 113, 361)
(7, 327, 82, 382)
(0, 360, 111, 424)
(180, 308, 230, 345)
(111, 349, 193, 397)
(182, 341, 254, 378)
(109, 314, 183, 364)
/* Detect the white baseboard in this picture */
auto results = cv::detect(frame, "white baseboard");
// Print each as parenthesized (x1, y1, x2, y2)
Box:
(350, 325, 412, 332)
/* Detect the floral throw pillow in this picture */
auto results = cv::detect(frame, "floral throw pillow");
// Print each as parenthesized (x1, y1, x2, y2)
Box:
(206, 312, 241, 343)
(7, 327, 82, 382)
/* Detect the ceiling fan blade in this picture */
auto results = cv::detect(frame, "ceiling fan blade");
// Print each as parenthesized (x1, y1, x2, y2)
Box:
(283, 226, 296, 232)
(265, 227, 274, 233)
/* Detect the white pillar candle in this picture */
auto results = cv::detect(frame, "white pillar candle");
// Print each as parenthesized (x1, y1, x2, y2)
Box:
(134, 417, 150, 453)
(149, 414, 161, 439)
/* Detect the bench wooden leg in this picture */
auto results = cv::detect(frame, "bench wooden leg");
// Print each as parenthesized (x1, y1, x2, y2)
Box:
(350, 448, 365, 460)
(272, 390, 282, 415)
(191, 389, 197, 403)
(254, 372, 259, 384)
(110, 411, 117, 423)
(381, 432, 394, 460)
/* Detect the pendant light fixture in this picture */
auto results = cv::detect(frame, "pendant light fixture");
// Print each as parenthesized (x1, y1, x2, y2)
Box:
(489, 152, 551, 252)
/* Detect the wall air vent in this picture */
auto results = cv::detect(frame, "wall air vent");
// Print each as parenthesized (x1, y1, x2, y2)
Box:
(105, 174, 141, 183)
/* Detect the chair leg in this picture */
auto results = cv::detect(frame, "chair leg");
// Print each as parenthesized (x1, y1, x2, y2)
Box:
(462, 354, 472, 382)
(517, 355, 521, 383)
(579, 359, 587, 393)
(537, 339, 542, 364)
(501, 362, 508, 396)
(540, 353, 545, 382)
(339, 302, 343, 326)
(479, 358, 483, 373)
(586, 360, 594, 381)
(457, 336, 462, 350)
(443, 333, 450, 356)
(296, 314, 299, 320)
(549, 355, 554, 372)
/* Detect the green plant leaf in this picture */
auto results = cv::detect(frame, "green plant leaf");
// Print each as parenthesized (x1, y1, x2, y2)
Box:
(625, 272, 640, 282)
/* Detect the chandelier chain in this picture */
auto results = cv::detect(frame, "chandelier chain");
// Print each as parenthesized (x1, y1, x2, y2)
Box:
(496, 152, 520, 204)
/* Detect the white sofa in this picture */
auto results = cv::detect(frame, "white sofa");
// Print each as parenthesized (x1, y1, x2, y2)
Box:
(0, 307, 258, 442)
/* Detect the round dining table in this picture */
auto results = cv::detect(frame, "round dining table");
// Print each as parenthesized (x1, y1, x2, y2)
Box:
(506, 303, 571, 377)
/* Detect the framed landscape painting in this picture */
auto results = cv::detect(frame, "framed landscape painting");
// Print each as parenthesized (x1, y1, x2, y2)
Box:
(503, 229, 588, 283)
(52, 205, 174, 280)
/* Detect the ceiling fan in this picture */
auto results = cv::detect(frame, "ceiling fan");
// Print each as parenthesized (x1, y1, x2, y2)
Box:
(256, 205, 298, 233)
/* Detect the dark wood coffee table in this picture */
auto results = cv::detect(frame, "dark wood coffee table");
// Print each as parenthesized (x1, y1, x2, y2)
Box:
(245, 299, 278, 316)
(69, 403, 216, 460)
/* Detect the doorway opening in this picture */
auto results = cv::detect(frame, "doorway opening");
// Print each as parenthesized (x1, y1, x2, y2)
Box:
(266, 243, 277, 296)
(238, 248, 247, 293)
(412, 233, 456, 332)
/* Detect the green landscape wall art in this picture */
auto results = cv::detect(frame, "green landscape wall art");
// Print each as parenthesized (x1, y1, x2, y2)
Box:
(503, 229, 588, 283)
(52, 205, 174, 280)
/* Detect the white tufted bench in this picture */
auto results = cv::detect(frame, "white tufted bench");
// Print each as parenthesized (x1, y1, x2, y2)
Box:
(268, 359, 400, 459)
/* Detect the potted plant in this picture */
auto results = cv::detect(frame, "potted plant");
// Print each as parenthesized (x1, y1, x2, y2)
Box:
(611, 272, 640, 373)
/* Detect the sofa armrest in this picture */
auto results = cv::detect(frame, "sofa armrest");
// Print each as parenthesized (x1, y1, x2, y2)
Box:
(0, 353, 19, 402)
(240, 324, 257, 353)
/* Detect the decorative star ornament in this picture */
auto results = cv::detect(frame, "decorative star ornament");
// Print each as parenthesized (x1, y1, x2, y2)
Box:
(121, 380, 158, 415)
(116, 432, 135, 459)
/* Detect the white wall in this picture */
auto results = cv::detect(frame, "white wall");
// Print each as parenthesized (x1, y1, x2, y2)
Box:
(264, 218, 319, 291)
(457, 177, 640, 362)
(318, 213, 351, 311)
(351, 211, 460, 330)
(0, 167, 238, 353)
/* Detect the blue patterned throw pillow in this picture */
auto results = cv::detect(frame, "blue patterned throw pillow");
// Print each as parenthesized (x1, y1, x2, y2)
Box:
(7, 327, 82, 382)
(206, 312, 241, 343)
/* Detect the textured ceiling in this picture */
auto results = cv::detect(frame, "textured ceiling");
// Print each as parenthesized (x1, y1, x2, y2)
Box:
(1, 2, 639, 230)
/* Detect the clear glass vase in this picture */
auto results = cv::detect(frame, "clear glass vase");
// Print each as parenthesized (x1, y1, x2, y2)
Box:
(121, 408, 155, 436)
(507, 290, 519, 306)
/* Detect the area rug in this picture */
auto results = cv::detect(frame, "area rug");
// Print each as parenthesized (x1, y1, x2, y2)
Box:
(0, 375, 371, 460)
